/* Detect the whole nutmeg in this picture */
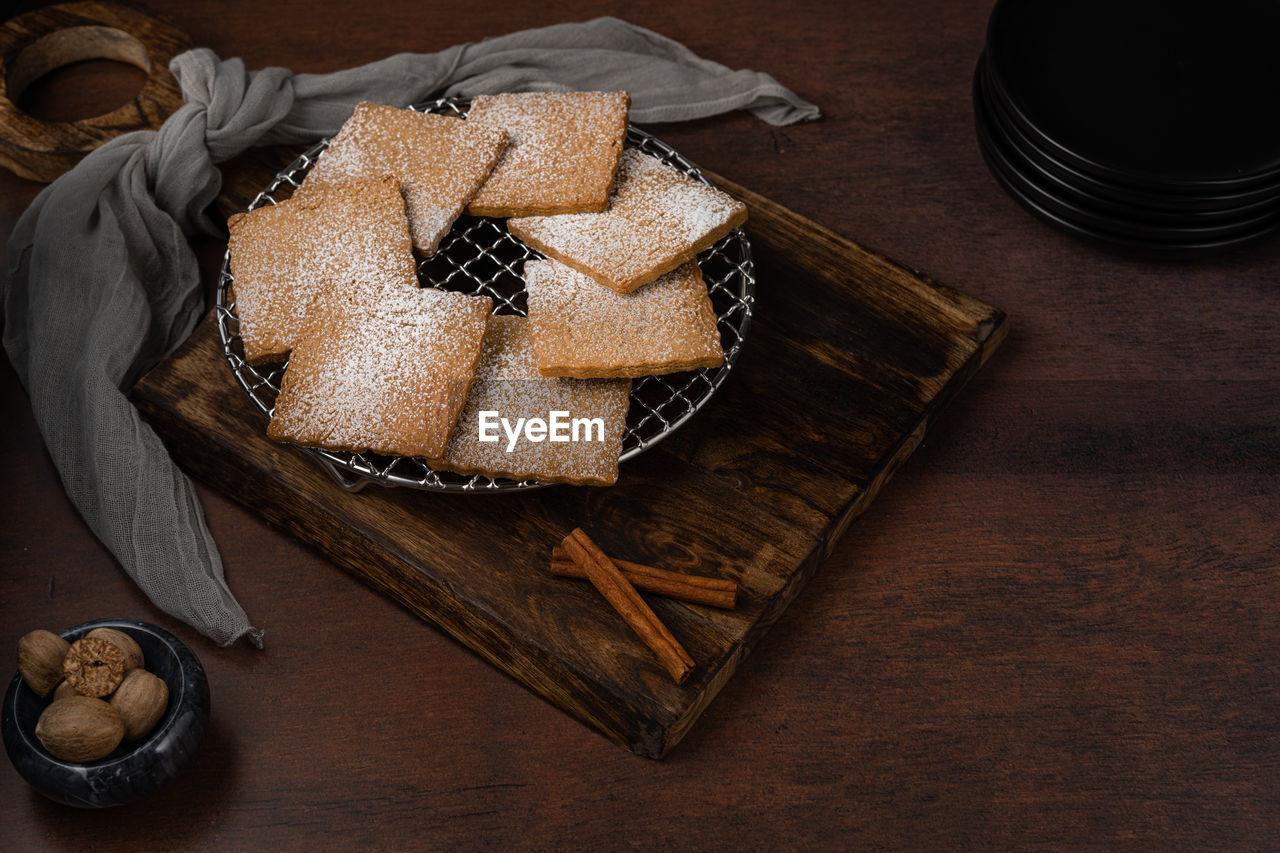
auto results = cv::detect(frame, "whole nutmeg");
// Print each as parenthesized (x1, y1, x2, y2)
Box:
(85, 627, 145, 672)
(62, 636, 126, 698)
(53, 680, 79, 701)
(17, 630, 70, 698)
(34, 696, 125, 762)
(110, 669, 169, 740)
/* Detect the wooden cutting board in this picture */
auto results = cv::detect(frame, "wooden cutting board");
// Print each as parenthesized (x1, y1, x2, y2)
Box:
(132, 147, 1007, 758)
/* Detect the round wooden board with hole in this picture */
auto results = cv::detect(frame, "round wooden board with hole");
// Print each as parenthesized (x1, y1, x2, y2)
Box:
(0, 1, 191, 182)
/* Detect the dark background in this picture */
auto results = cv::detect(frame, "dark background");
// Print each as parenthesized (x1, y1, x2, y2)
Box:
(2, 0, 1278, 847)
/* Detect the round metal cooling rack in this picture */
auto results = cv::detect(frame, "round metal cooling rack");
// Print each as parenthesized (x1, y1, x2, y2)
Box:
(215, 96, 756, 493)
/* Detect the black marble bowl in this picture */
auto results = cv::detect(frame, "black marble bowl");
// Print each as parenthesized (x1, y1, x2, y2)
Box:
(2, 618, 210, 808)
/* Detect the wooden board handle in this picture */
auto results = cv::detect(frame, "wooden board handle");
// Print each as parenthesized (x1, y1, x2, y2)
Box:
(0, 1, 192, 182)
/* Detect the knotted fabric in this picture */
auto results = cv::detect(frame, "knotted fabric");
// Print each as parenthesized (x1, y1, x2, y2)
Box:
(3, 17, 818, 647)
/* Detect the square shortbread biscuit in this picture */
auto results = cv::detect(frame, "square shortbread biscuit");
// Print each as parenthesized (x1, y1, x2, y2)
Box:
(524, 259, 724, 379)
(437, 315, 630, 486)
(266, 285, 492, 461)
(293, 102, 508, 256)
(227, 174, 418, 364)
(507, 149, 748, 294)
(464, 91, 630, 218)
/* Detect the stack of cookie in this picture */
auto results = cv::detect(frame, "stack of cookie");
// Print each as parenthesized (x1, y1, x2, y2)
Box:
(227, 93, 747, 486)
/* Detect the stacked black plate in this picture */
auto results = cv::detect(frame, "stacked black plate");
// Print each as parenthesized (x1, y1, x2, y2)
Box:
(974, 0, 1280, 255)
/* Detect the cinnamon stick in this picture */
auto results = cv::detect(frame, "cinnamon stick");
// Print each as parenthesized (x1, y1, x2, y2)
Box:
(560, 529, 695, 684)
(550, 546, 738, 609)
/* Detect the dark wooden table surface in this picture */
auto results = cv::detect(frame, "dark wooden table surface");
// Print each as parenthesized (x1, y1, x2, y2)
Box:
(3, 0, 1277, 847)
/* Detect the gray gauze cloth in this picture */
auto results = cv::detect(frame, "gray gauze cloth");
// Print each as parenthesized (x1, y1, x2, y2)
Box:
(3, 17, 818, 648)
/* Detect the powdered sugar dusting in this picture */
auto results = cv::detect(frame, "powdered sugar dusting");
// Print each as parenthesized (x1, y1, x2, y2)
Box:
(228, 175, 417, 363)
(295, 102, 508, 256)
(267, 285, 492, 460)
(525, 258, 724, 378)
(508, 149, 747, 293)
(465, 91, 629, 217)
(438, 315, 630, 485)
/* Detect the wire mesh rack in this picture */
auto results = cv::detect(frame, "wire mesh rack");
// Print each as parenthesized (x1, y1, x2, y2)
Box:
(215, 96, 756, 493)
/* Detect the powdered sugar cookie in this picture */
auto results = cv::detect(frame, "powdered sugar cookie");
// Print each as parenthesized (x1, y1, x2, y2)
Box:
(294, 102, 508, 256)
(507, 149, 747, 294)
(464, 91, 630, 218)
(227, 174, 417, 363)
(524, 259, 724, 378)
(437, 315, 630, 486)
(267, 285, 492, 461)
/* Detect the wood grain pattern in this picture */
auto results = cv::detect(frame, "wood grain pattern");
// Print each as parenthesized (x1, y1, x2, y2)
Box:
(131, 148, 1004, 756)
(0, 1, 192, 181)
